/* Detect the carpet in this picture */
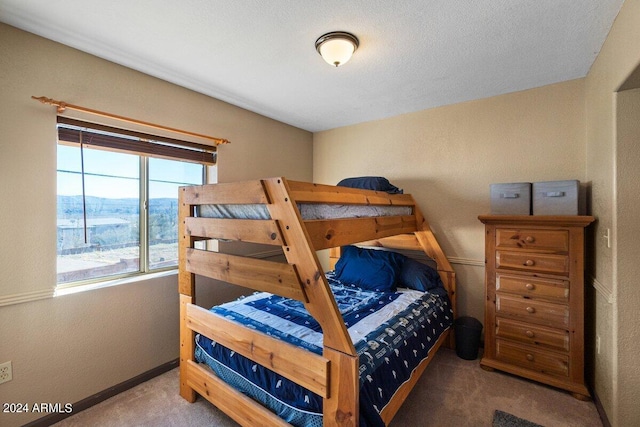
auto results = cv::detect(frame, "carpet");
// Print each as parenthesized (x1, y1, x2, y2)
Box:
(493, 410, 543, 427)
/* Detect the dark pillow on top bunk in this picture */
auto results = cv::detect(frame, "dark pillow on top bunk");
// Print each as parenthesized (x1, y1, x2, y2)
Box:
(399, 258, 445, 292)
(334, 246, 405, 292)
(336, 176, 403, 194)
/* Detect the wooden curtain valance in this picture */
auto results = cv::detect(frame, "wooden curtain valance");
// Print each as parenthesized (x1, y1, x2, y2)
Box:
(32, 96, 230, 146)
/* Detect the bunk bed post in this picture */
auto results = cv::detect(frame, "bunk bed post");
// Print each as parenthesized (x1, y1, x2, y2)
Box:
(324, 348, 359, 427)
(328, 246, 341, 270)
(178, 187, 197, 402)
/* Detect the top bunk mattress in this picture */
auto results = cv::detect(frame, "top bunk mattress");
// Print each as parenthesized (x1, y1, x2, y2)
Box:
(198, 203, 412, 220)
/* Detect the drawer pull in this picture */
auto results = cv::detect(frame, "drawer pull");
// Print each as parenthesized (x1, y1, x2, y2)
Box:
(524, 259, 535, 267)
(543, 191, 565, 198)
(525, 283, 535, 291)
(500, 193, 520, 199)
(525, 330, 535, 338)
(526, 306, 536, 314)
(526, 353, 535, 362)
(524, 236, 535, 243)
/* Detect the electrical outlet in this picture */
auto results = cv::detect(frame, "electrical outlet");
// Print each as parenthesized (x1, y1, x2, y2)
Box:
(0, 361, 12, 384)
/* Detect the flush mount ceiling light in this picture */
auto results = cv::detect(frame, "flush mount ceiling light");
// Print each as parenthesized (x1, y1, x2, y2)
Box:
(315, 31, 359, 67)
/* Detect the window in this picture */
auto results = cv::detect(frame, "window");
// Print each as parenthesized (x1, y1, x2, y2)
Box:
(148, 157, 203, 270)
(56, 119, 210, 286)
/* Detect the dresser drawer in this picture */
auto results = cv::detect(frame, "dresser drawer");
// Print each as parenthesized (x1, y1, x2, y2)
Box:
(496, 339, 569, 378)
(496, 273, 569, 303)
(496, 318, 569, 351)
(496, 228, 568, 252)
(496, 251, 569, 275)
(496, 294, 569, 328)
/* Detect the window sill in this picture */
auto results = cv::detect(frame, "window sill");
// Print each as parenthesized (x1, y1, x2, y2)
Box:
(54, 269, 178, 297)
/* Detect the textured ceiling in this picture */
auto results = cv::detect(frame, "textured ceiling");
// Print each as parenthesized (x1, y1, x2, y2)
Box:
(0, 0, 625, 132)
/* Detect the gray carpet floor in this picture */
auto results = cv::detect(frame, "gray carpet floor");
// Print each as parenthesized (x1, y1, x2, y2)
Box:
(53, 348, 602, 427)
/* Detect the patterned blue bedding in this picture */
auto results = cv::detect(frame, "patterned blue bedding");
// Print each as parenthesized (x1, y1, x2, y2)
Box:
(195, 272, 452, 427)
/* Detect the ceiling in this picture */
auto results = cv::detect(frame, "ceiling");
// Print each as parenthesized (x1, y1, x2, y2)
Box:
(0, 0, 625, 132)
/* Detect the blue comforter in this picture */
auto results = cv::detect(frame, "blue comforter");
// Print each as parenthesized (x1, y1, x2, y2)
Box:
(195, 272, 452, 427)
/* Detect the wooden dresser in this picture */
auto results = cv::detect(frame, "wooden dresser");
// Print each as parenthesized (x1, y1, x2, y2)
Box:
(477, 215, 594, 399)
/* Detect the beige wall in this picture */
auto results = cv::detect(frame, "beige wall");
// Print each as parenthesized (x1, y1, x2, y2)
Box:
(0, 23, 312, 426)
(584, 0, 640, 425)
(314, 79, 587, 323)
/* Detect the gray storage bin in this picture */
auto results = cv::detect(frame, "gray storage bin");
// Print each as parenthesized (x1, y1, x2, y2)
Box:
(533, 180, 584, 215)
(490, 182, 531, 215)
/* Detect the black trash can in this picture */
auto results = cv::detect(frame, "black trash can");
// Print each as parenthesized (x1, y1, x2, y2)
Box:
(454, 316, 483, 360)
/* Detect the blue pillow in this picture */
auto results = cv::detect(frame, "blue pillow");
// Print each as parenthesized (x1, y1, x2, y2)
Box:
(399, 258, 445, 293)
(336, 176, 403, 194)
(334, 246, 405, 292)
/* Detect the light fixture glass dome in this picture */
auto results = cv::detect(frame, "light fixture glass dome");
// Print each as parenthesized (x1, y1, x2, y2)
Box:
(315, 32, 359, 67)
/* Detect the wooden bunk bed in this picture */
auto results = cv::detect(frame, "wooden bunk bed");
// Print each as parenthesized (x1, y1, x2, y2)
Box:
(178, 177, 456, 427)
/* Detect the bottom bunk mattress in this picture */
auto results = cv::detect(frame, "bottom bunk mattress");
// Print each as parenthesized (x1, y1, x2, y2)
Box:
(195, 272, 453, 427)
